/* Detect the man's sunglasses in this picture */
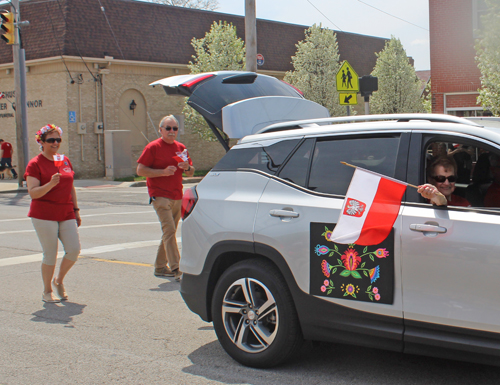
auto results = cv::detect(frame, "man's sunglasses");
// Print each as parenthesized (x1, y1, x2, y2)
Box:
(45, 138, 62, 143)
(432, 175, 457, 183)
(161, 126, 178, 131)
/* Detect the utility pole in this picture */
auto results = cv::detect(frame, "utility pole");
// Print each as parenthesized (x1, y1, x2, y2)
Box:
(9, 0, 29, 188)
(245, 0, 257, 72)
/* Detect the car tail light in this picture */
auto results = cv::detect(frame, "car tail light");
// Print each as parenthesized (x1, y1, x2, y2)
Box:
(181, 74, 215, 90)
(280, 80, 304, 96)
(181, 186, 198, 220)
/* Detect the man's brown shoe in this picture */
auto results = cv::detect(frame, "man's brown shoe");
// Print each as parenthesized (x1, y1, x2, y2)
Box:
(173, 269, 183, 282)
(154, 266, 174, 277)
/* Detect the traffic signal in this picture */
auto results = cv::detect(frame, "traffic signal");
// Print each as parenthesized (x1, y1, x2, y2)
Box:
(0, 11, 15, 45)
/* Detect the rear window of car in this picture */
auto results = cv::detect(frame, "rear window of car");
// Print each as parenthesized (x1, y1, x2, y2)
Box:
(189, 75, 301, 117)
(213, 139, 301, 175)
(308, 135, 401, 195)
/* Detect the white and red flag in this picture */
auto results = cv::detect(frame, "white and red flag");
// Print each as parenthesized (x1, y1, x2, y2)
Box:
(173, 149, 189, 163)
(0, 92, 4, 100)
(329, 167, 407, 246)
(53, 154, 65, 167)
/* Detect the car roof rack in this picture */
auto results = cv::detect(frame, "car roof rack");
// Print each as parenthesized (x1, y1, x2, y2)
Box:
(256, 113, 481, 134)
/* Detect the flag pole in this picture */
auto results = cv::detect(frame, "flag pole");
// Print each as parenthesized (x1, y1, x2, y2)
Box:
(340, 161, 419, 189)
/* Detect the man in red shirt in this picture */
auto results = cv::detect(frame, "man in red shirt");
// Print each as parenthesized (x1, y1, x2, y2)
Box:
(0, 139, 18, 178)
(137, 115, 195, 281)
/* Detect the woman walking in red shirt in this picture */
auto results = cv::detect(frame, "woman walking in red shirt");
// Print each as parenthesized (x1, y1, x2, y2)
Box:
(25, 124, 81, 303)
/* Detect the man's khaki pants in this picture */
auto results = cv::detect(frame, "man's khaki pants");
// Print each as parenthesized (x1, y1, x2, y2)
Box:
(152, 197, 182, 271)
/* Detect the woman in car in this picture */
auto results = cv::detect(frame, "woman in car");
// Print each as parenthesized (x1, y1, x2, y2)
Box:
(417, 156, 471, 207)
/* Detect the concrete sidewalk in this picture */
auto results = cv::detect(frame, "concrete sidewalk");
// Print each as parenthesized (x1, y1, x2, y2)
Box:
(0, 176, 203, 193)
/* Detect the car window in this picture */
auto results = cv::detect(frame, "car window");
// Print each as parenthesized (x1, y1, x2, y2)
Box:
(188, 75, 302, 129)
(213, 139, 300, 175)
(422, 140, 500, 209)
(278, 138, 314, 187)
(308, 135, 401, 195)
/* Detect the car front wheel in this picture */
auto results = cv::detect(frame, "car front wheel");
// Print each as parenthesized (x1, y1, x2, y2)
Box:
(211, 259, 303, 368)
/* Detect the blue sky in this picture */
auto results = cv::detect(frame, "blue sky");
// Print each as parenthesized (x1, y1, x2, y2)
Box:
(214, 0, 430, 71)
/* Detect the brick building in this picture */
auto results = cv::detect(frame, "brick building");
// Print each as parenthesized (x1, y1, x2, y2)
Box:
(0, 0, 387, 178)
(429, 0, 490, 116)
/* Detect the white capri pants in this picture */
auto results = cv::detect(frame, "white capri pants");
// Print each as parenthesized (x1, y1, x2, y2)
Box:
(31, 218, 81, 265)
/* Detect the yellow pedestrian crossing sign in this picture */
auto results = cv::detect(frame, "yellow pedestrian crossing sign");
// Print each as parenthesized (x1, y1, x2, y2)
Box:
(339, 93, 357, 105)
(336, 61, 359, 92)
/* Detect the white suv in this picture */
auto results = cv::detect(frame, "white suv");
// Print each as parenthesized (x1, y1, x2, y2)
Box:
(153, 72, 500, 368)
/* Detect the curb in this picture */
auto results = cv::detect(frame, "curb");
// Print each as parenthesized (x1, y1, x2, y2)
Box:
(128, 177, 203, 187)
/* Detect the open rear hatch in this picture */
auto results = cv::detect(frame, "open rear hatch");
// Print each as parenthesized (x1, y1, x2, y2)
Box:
(150, 71, 329, 150)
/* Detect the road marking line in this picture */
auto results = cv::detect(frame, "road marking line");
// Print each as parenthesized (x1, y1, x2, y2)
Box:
(0, 238, 181, 267)
(0, 222, 160, 235)
(84, 258, 152, 267)
(0, 211, 155, 223)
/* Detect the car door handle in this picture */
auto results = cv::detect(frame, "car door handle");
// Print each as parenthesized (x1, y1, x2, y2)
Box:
(269, 209, 299, 218)
(409, 224, 447, 233)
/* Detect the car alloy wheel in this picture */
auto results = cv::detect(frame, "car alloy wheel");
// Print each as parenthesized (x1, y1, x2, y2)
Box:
(221, 277, 278, 353)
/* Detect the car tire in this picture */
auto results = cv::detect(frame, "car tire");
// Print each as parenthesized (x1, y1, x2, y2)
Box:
(211, 259, 303, 368)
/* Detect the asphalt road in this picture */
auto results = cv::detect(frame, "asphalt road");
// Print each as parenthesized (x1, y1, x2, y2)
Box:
(1, 183, 499, 384)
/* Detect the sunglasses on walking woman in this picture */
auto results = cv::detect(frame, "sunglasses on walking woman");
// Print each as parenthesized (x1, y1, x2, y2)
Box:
(45, 138, 62, 143)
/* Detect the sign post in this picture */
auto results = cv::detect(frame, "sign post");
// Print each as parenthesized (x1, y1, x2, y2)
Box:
(359, 75, 378, 115)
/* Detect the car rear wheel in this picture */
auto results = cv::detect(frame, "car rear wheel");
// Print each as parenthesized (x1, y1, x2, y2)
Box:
(211, 259, 303, 368)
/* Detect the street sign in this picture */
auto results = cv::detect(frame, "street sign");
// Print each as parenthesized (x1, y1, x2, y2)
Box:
(339, 93, 358, 106)
(257, 53, 264, 66)
(69, 111, 76, 123)
(336, 61, 359, 92)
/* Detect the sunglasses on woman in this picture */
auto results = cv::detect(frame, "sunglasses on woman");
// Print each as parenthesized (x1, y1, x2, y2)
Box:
(162, 126, 178, 131)
(432, 175, 457, 183)
(45, 138, 62, 143)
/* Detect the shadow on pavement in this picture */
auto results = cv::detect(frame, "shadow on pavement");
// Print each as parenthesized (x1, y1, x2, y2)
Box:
(31, 301, 86, 325)
(149, 278, 180, 292)
(182, 339, 500, 385)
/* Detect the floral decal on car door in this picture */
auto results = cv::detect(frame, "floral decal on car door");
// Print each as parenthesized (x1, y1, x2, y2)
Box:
(310, 223, 394, 304)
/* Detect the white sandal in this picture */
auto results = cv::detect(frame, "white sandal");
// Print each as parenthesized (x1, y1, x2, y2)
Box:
(52, 278, 68, 300)
(42, 292, 61, 303)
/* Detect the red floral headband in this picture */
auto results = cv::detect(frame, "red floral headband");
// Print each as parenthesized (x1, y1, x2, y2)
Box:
(35, 124, 63, 145)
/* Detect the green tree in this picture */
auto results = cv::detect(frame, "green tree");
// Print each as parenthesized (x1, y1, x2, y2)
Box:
(184, 21, 246, 141)
(370, 36, 426, 114)
(422, 80, 432, 113)
(149, 0, 218, 11)
(284, 24, 343, 116)
(476, 0, 500, 116)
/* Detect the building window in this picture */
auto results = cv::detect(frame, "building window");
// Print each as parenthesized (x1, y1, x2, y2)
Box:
(473, 0, 489, 38)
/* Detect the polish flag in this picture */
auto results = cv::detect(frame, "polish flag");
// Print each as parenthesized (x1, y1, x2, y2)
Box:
(329, 168, 407, 246)
(173, 149, 189, 163)
(53, 154, 65, 167)
(0, 92, 4, 100)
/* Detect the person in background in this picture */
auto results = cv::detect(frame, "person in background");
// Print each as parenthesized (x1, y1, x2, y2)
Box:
(484, 153, 500, 208)
(0, 139, 18, 179)
(136, 115, 195, 282)
(448, 144, 473, 184)
(418, 156, 471, 207)
(25, 124, 81, 303)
